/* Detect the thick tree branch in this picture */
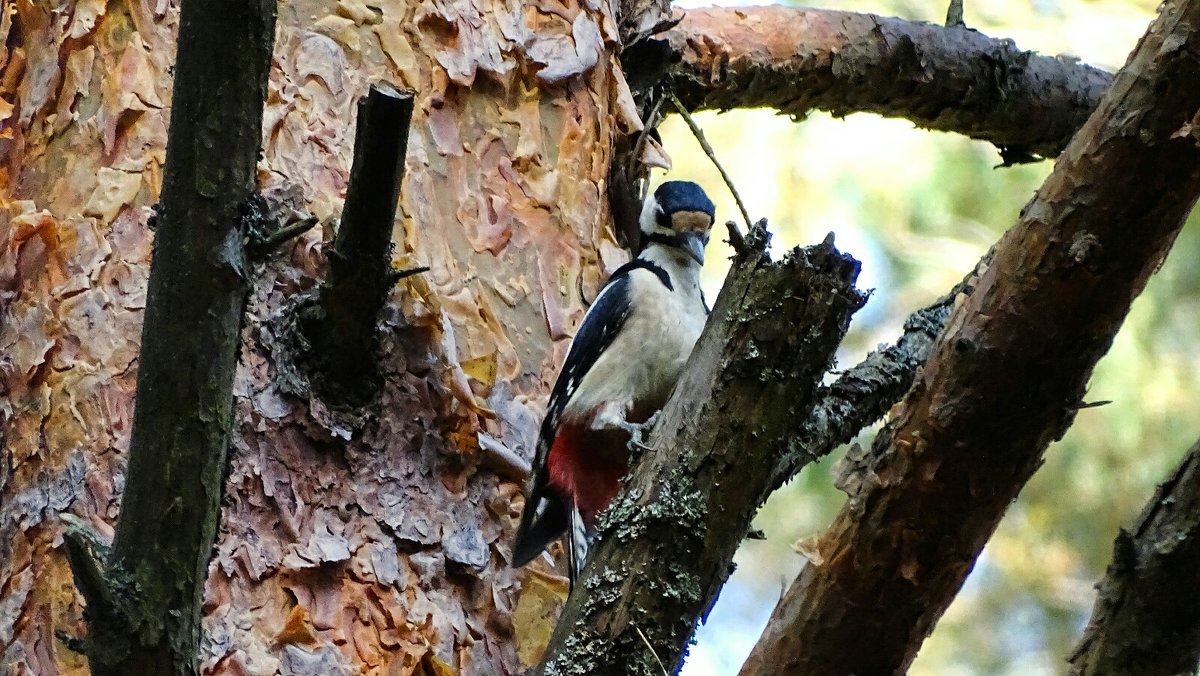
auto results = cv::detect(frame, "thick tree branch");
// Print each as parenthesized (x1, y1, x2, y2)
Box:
(308, 85, 415, 403)
(1068, 437, 1200, 675)
(740, 0, 1200, 672)
(666, 6, 1113, 160)
(62, 1, 277, 674)
(537, 228, 867, 675)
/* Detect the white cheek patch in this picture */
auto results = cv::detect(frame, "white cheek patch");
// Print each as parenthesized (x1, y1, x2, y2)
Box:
(638, 195, 663, 235)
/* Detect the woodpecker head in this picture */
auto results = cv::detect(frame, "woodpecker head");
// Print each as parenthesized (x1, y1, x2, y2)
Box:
(639, 180, 716, 265)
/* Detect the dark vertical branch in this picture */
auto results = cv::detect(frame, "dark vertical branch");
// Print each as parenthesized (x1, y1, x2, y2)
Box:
(308, 84, 416, 403)
(60, 0, 277, 674)
(1068, 437, 1200, 676)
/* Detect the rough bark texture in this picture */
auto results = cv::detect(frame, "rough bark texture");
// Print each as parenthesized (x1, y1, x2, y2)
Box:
(0, 0, 643, 673)
(61, 0, 277, 672)
(617, 0, 672, 47)
(740, 0, 1200, 672)
(537, 231, 867, 676)
(0, 0, 1175, 674)
(1068, 437, 1200, 676)
(667, 6, 1113, 160)
(308, 84, 414, 403)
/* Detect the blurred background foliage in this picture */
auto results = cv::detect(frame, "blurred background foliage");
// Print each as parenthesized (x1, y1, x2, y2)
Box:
(660, 0, 1198, 673)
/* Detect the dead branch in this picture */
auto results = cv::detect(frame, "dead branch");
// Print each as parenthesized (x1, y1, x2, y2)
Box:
(308, 84, 415, 403)
(64, 1, 278, 673)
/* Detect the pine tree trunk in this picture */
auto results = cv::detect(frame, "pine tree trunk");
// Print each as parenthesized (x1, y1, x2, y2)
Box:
(0, 0, 642, 672)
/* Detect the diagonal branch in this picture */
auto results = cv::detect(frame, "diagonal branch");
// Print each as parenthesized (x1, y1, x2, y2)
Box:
(536, 227, 867, 675)
(769, 262, 985, 490)
(1068, 436, 1200, 676)
(665, 6, 1113, 161)
(739, 0, 1200, 671)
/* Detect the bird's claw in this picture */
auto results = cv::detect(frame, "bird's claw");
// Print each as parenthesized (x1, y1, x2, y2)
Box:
(623, 411, 662, 456)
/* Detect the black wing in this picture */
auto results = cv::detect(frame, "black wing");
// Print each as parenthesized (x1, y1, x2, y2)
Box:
(513, 260, 672, 567)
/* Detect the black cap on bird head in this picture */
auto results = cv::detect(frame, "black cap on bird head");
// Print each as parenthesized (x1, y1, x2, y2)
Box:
(638, 180, 716, 265)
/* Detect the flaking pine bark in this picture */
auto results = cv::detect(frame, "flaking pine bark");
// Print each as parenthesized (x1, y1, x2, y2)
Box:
(1, 0, 648, 672)
(0, 0, 1169, 674)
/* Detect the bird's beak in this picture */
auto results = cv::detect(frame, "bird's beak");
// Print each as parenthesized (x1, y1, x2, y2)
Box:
(681, 231, 707, 265)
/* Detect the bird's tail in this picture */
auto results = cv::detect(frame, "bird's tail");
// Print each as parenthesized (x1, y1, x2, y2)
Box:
(512, 491, 569, 568)
(513, 492, 593, 589)
(567, 505, 593, 588)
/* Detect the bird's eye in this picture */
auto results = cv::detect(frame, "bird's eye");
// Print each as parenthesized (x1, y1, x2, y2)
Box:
(655, 208, 671, 228)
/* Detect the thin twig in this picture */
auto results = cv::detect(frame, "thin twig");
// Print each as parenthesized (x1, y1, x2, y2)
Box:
(476, 432, 532, 481)
(634, 626, 669, 676)
(667, 91, 753, 236)
(260, 215, 319, 250)
(628, 94, 669, 190)
(390, 265, 430, 283)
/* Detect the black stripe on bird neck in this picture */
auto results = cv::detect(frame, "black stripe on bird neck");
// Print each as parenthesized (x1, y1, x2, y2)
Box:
(607, 258, 673, 291)
(641, 231, 687, 251)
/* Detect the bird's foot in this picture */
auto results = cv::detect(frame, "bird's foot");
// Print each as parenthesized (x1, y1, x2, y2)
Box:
(622, 411, 662, 456)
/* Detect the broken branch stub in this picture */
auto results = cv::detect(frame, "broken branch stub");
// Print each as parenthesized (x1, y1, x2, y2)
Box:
(308, 84, 416, 404)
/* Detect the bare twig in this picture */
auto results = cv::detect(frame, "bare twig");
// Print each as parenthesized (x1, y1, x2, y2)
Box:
(390, 265, 430, 283)
(635, 626, 670, 676)
(257, 215, 319, 251)
(477, 432, 533, 481)
(628, 93, 668, 189)
(667, 91, 753, 236)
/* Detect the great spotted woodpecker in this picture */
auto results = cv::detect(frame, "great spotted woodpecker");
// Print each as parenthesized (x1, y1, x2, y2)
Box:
(512, 180, 716, 584)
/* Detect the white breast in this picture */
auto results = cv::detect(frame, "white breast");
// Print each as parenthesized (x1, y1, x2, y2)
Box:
(563, 256, 707, 421)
